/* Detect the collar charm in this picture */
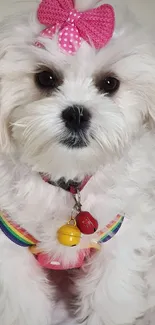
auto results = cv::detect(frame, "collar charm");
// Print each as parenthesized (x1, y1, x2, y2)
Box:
(57, 218, 81, 247)
(0, 175, 124, 270)
(56, 189, 124, 250)
(57, 190, 99, 247)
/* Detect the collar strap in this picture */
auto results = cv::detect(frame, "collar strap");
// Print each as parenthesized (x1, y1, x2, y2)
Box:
(80, 214, 124, 249)
(98, 214, 124, 243)
(0, 210, 124, 270)
(0, 211, 124, 251)
(0, 212, 38, 247)
(41, 175, 91, 194)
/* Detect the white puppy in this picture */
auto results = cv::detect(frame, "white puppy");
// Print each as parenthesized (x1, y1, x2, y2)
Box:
(0, 1, 155, 325)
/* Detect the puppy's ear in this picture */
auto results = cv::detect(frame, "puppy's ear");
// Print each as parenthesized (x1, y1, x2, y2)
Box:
(0, 25, 13, 153)
(0, 13, 40, 153)
(146, 85, 155, 127)
(0, 17, 23, 153)
(137, 53, 155, 127)
(0, 75, 16, 153)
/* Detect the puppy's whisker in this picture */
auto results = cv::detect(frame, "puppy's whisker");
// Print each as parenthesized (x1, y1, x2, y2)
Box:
(93, 134, 105, 151)
(10, 122, 27, 128)
(79, 131, 88, 146)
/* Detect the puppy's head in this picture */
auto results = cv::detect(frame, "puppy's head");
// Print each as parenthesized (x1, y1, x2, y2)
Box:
(0, 0, 155, 181)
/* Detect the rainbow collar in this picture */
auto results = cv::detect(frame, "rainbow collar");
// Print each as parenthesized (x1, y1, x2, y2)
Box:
(98, 214, 124, 243)
(0, 211, 124, 251)
(0, 212, 38, 247)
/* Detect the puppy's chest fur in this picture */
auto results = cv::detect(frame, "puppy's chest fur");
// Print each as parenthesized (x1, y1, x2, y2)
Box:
(0, 130, 155, 325)
(0, 130, 155, 246)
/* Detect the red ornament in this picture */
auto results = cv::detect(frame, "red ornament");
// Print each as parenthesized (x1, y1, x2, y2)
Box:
(76, 211, 98, 235)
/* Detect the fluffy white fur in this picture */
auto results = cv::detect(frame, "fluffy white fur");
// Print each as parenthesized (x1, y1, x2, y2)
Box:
(0, 0, 155, 324)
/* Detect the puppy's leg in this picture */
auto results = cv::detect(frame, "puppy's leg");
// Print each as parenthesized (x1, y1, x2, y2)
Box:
(75, 231, 151, 325)
(0, 239, 53, 325)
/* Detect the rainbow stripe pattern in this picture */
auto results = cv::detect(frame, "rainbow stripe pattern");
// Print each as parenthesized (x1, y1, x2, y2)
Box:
(97, 214, 124, 243)
(0, 211, 124, 252)
(0, 212, 38, 247)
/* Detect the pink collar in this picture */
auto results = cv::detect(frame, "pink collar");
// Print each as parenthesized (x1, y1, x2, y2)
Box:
(0, 174, 124, 270)
(41, 174, 91, 194)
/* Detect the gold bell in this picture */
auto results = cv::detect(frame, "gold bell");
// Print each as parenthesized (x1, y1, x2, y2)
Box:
(57, 219, 81, 247)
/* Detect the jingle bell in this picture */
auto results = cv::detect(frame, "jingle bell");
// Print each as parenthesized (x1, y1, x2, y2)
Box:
(76, 211, 98, 235)
(57, 221, 81, 247)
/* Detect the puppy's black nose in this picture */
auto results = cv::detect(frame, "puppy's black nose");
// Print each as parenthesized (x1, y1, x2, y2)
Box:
(62, 105, 91, 131)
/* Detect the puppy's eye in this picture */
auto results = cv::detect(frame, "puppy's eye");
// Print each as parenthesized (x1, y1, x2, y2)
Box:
(35, 70, 62, 90)
(96, 76, 120, 95)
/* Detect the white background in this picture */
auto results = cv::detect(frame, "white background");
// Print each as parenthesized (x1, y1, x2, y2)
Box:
(0, 0, 155, 26)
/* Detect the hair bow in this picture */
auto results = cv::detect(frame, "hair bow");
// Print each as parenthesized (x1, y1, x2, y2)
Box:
(36, 0, 115, 54)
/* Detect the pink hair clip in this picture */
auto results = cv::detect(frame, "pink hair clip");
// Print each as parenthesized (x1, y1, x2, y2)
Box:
(36, 0, 115, 55)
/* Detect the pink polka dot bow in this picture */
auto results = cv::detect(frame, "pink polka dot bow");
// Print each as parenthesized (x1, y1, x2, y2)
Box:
(36, 0, 115, 55)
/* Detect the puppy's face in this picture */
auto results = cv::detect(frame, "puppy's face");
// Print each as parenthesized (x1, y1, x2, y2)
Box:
(1, 2, 155, 181)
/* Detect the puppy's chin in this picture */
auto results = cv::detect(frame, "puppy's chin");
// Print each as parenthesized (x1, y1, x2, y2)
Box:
(17, 141, 104, 182)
